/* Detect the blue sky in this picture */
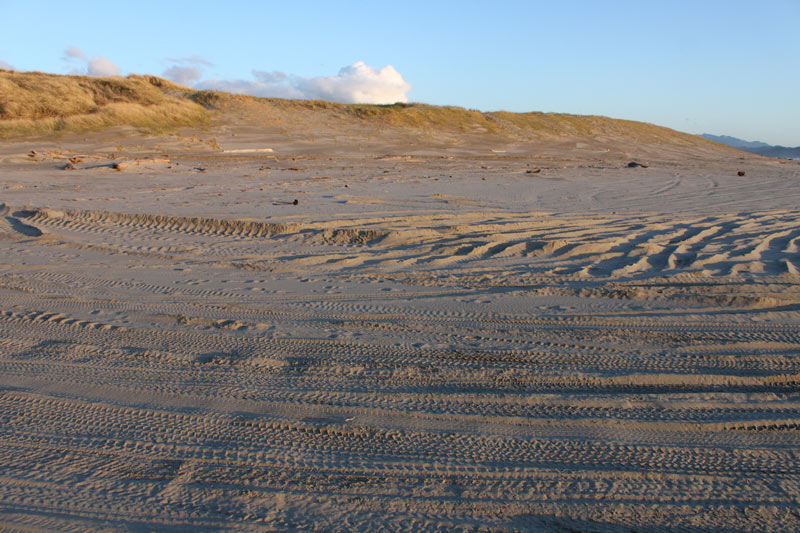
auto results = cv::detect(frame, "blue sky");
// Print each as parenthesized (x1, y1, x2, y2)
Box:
(1, 0, 798, 145)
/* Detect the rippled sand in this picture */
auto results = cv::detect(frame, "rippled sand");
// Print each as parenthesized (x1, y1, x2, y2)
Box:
(1, 135, 799, 531)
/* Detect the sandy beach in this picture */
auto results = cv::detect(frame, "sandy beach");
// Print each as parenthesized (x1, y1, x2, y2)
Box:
(1, 119, 799, 531)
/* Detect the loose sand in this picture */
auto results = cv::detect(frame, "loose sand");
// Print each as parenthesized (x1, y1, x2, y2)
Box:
(1, 129, 799, 531)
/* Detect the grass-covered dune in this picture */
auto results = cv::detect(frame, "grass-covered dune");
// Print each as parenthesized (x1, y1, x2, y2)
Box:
(195, 89, 721, 148)
(0, 71, 208, 138)
(1, 70, 732, 153)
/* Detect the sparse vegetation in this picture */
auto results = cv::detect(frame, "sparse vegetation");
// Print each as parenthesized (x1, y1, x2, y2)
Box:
(191, 88, 721, 146)
(0, 70, 727, 149)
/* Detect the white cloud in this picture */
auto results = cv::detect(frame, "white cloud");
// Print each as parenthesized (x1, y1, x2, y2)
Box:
(196, 76, 305, 99)
(298, 62, 411, 104)
(196, 62, 411, 104)
(88, 56, 120, 77)
(162, 55, 213, 86)
(167, 55, 214, 67)
(63, 46, 88, 61)
(0, 60, 14, 71)
(62, 46, 121, 77)
(163, 65, 203, 85)
(253, 70, 289, 84)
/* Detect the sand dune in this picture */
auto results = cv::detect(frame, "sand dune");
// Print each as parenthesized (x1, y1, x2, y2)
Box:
(1, 96, 800, 531)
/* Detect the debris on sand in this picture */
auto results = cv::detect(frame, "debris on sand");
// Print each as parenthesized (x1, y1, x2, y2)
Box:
(113, 158, 171, 171)
(61, 162, 76, 171)
(738, 171, 746, 176)
(293, 199, 299, 205)
(526, 169, 541, 174)
(223, 148, 274, 154)
(627, 161, 648, 168)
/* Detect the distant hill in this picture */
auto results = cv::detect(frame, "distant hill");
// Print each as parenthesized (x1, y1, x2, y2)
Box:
(701, 133, 800, 159)
(700, 134, 770, 150)
(748, 145, 800, 159)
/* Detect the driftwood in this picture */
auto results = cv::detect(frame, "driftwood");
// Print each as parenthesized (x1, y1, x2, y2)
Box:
(112, 158, 170, 171)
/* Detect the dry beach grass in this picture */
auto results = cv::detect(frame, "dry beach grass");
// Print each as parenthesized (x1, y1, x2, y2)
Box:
(0, 71, 208, 137)
(0, 71, 799, 531)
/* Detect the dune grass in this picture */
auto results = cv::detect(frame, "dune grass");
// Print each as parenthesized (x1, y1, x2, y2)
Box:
(190, 88, 717, 146)
(0, 71, 209, 138)
(1, 70, 722, 149)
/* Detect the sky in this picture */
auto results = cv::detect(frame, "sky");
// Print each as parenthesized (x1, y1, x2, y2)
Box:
(1, 0, 798, 146)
